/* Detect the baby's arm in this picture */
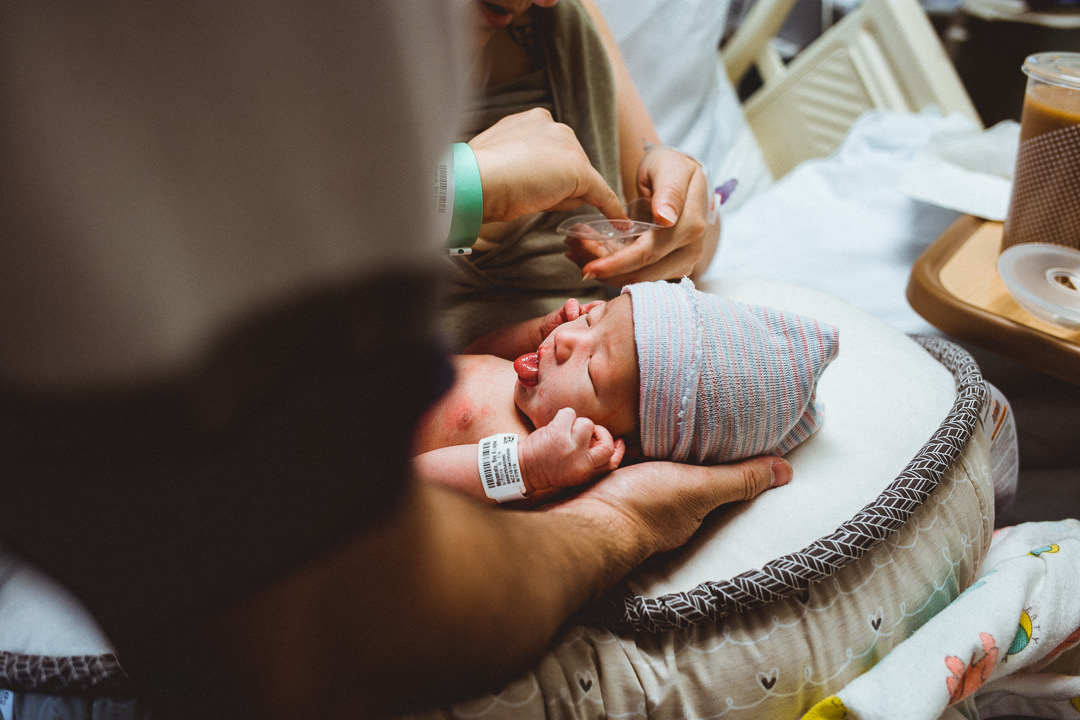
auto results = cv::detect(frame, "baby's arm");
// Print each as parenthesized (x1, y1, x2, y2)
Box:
(463, 298, 605, 359)
(413, 444, 497, 502)
(414, 408, 625, 504)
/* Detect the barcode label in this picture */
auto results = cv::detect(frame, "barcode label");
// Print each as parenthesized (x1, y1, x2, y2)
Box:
(431, 148, 455, 244)
(478, 434, 526, 502)
(435, 164, 449, 215)
(480, 440, 497, 486)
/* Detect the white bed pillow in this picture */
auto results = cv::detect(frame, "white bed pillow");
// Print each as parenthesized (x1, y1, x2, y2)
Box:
(631, 276, 957, 597)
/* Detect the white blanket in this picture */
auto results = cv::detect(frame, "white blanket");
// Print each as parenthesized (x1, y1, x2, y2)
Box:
(705, 109, 1016, 336)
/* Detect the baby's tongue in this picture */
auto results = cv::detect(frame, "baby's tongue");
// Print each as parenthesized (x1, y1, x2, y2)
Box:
(514, 352, 539, 387)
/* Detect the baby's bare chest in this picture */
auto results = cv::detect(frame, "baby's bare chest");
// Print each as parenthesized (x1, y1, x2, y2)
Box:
(413, 356, 530, 452)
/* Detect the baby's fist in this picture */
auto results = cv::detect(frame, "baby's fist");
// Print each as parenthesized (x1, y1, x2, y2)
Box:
(519, 407, 625, 493)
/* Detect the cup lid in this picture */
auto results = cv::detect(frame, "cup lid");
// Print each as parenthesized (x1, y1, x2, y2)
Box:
(1023, 52, 1080, 91)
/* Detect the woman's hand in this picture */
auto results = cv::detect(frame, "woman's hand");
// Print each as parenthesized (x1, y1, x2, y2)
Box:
(576, 144, 721, 286)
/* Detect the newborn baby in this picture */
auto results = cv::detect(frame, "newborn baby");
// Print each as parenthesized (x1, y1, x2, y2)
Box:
(414, 279, 839, 504)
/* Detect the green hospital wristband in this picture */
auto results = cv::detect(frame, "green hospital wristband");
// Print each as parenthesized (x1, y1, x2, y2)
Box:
(447, 142, 483, 249)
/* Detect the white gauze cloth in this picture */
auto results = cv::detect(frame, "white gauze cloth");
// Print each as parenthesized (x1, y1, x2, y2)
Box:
(622, 279, 839, 463)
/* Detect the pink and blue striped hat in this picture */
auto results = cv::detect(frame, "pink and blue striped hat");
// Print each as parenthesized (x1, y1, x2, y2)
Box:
(621, 279, 839, 464)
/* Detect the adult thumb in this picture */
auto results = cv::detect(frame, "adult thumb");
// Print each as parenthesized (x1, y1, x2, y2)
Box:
(710, 456, 792, 507)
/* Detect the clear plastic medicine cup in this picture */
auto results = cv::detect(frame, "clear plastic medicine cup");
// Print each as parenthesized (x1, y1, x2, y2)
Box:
(556, 198, 662, 255)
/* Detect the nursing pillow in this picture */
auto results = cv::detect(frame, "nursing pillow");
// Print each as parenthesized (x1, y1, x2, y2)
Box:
(598, 275, 986, 629)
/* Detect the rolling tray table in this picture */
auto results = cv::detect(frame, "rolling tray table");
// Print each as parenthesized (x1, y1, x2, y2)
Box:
(907, 214, 1080, 385)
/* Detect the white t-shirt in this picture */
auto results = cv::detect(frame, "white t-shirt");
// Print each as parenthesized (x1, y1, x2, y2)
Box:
(592, 0, 774, 210)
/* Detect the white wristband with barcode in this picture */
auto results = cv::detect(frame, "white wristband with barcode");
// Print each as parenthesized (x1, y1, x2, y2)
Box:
(478, 433, 528, 503)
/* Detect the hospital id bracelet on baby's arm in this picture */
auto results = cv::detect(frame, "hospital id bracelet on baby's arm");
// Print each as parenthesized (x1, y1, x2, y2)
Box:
(434, 143, 483, 255)
(478, 433, 529, 503)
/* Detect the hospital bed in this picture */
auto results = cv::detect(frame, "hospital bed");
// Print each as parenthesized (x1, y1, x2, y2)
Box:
(3, 0, 1079, 718)
(727, 0, 980, 176)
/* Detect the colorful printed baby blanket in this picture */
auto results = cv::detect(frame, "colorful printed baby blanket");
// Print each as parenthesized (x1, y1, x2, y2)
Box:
(803, 519, 1080, 720)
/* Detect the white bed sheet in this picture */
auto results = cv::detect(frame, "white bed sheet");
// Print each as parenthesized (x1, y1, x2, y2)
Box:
(0, 543, 112, 657)
(705, 109, 977, 336)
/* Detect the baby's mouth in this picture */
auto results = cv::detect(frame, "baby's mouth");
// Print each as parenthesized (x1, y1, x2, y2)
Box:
(514, 352, 539, 387)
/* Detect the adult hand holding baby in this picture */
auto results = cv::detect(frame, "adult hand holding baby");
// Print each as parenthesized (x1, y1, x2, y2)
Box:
(557, 455, 793, 555)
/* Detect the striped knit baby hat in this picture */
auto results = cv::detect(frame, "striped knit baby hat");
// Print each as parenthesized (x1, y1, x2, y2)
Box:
(622, 279, 839, 464)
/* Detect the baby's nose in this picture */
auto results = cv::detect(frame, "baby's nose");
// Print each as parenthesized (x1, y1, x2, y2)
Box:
(553, 326, 585, 362)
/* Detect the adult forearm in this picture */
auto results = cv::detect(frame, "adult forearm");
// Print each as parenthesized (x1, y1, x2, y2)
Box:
(343, 485, 627, 713)
(183, 458, 785, 718)
(415, 485, 642, 657)
(185, 481, 647, 719)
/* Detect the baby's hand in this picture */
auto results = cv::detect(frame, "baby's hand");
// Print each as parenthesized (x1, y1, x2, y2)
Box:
(538, 298, 605, 341)
(518, 407, 625, 493)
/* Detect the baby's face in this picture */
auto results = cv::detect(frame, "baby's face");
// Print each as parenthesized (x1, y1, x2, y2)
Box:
(514, 294, 639, 437)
